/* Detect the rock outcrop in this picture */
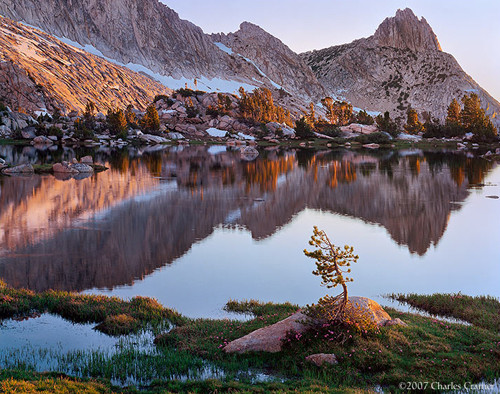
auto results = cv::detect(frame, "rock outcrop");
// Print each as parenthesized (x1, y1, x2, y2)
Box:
(301, 8, 500, 128)
(372, 8, 442, 52)
(0, 16, 169, 113)
(223, 312, 309, 353)
(223, 297, 402, 354)
(211, 22, 325, 100)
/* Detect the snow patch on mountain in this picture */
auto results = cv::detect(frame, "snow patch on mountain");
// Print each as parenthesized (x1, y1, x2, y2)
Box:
(49, 34, 258, 94)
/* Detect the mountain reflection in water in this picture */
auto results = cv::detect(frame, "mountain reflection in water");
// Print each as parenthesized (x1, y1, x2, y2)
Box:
(0, 145, 494, 292)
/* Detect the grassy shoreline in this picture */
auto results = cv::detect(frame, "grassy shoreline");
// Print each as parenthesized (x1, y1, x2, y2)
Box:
(1, 283, 500, 392)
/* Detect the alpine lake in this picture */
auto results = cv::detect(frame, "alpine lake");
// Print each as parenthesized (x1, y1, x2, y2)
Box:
(1, 142, 499, 388)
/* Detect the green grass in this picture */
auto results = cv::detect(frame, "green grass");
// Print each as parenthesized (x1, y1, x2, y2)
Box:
(0, 369, 374, 393)
(2, 290, 500, 392)
(0, 370, 114, 393)
(389, 293, 500, 333)
(0, 139, 28, 145)
(0, 280, 184, 335)
(157, 299, 500, 392)
(225, 299, 300, 317)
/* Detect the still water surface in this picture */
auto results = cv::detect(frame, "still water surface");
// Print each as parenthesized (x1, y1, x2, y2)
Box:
(0, 144, 499, 318)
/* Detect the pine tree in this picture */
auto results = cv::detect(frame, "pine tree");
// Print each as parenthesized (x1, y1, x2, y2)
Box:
(304, 226, 358, 321)
(321, 97, 335, 124)
(461, 93, 485, 130)
(141, 104, 160, 132)
(404, 108, 424, 134)
(305, 102, 316, 125)
(106, 108, 127, 136)
(356, 110, 374, 125)
(376, 111, 398, 137)
(125, 104, 137, 126)
(446, 98, 461, 126)
(83, 100, 98, 129)
(333, 101, 353, 126)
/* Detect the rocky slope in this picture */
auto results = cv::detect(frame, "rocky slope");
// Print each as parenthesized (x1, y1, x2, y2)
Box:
(301, 8, 500, 128)
(0, 16, 169, 113)
(0, 0, 232, 79)
(211, 22, 325, 100)
(0, 0, 323, 100)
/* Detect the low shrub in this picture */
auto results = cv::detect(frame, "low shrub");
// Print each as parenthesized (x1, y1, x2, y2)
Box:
(354, 132, 391, 144)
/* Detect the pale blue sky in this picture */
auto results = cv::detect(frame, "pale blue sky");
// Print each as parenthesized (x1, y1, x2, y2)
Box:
(161, 0, 500, 101)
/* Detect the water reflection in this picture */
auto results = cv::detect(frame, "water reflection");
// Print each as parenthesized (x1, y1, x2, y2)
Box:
(0, 145, 495, 293)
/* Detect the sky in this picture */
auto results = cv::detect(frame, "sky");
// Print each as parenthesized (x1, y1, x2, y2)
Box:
(161, 0, 500, 101)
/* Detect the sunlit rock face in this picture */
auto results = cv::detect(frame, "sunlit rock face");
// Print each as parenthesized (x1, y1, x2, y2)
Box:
(0, 147, 492, 291)
(372, 8, 441, 52)
(301, 8, 500, 128)
(0, 0, 326, 101)
(0, 16, 168, 113)
(0, 0, 229, 79)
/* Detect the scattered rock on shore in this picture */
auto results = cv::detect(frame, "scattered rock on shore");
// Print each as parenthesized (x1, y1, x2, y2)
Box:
(2, 163, 34, 174)
(224, 312, 310, 353)
(305, 353, 338, 366)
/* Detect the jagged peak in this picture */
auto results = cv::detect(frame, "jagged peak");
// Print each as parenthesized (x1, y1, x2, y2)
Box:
(236, 21, 274, 39)
(372, 8, 442, 52)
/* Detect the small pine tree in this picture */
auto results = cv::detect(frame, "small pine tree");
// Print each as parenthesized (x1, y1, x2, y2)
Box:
(141, 104, 160, 132)
(321, 97, 335, 124)
(294, 117, 314, 139)
(106, 108, 128, 136)
(305, 102, 316, 125)
(404, 108, 424, 134)
(304, 226, 358, 321)
(333, 101, 353, 126)
(125, 104, 137, 126)
(460, 93, 498, 141)
(356, 110, 374, 125)
(83, 100, 98, 129)
(376, 111, 398, 137)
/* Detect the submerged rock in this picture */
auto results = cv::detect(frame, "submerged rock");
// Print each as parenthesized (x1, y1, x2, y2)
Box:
(240, 146, 259, 161)
(32, 135, 53, 145)
(2, 163, 34, 174)
(80, 155, 93, 164)
(71, 163, 94, 173)
(52, 162, 78, 173)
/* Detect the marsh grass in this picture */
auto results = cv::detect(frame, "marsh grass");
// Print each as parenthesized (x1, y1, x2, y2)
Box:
(0, 281, 184, 335)
(224, 299, 300, 317)
(157, 300, 500, 392)
(2, 289, 500, 392)
(0, 370, 114, 394)
(389, 293, 500, 333)
(0, 369, 374, 393)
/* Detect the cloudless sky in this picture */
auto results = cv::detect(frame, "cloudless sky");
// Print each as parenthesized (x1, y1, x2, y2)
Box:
(161, 0, 500, 101)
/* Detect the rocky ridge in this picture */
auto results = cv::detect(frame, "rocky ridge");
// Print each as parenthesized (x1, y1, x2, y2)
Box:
(210, 22, 325, 101)
(0, 16, 169, 114)
(0, 0, 321, 100)
(301, 8, 500, 128)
